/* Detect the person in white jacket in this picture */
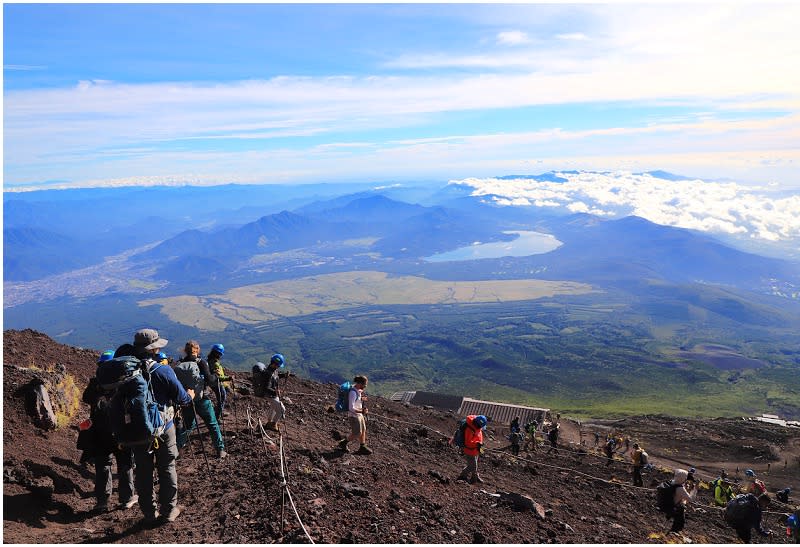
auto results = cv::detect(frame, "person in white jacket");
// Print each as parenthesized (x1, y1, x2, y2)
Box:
(670, 468, 697, 533)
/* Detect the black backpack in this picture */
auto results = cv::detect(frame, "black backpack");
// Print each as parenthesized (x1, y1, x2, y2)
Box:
(449, 418, 468, 448)
(656, 481, 679, 514)
(725, 494, 758, 525)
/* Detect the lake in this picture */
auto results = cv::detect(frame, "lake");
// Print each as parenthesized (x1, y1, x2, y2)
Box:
(424, 231, 562, 262)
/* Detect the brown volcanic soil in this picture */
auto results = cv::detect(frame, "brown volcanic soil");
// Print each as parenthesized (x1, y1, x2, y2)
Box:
(3, 328, 799, 544)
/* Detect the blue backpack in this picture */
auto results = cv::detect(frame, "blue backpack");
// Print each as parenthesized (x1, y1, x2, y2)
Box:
(335, 381, 353, 412)
(97, 357, 172, 447)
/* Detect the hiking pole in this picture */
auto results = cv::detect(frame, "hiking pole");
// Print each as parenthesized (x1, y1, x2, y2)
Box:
(191, 399, 212, 474)
(216, 382, 226, 442)
(231, 377, 239, 432)
(178, 407, 200, 468)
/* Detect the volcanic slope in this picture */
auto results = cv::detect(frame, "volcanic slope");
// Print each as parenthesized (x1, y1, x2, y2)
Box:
(3, 329, 799, 544)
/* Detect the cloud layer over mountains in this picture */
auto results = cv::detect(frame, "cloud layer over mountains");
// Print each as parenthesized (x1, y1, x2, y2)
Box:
(453, 171, 800, 243)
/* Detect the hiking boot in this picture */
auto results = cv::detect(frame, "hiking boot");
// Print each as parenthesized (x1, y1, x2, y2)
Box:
(121, 494, 139, 509)
(337, 439, 349, 452)
(165, 506, 181, 523)
(469, 475, 484, 484)
(355, 444, 373, 455)
(142, 512, 160, 527)
(93, 498, 110, 513)
(266, 422, 279, 432)
(456, 474, 470, 482)
(217, 450, 228, 460)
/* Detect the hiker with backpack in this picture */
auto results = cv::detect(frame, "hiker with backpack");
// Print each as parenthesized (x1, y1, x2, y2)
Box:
(714, 477, 735, 506)
(80, 350, 138, 513)
(524, 420, 538, 452)
(656, 468, 697, 534)
(261, 353, 286, 432)
(336, 375, 372, 455)
(546, 423, 560, 454)
(725, 493, 773, 543)
(127, 329, 193, 525)
(604, 437, 616, 466)
(631, 442, 648, 487)
(207, 343, 231, 419)
(742, 469, 767, 496)
(174, 341, 227, 459)
(455, 415, 488, 484)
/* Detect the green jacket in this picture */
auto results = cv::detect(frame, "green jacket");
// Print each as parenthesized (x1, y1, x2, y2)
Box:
(714, 483, 734, 506)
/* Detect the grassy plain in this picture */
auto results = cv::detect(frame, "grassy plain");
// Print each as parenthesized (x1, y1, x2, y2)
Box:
(139, 270, 594, 329)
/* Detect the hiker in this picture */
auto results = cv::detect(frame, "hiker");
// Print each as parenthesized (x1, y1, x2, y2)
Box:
(156, 351, 170, 366)
(776, 487, 790, 504)
(174, 341, 226, 459)
(207, 343, 231, 419)
(457, 414, 487, 484)
(510, 429, 522, 456)
(524, 420, 538, 451)
(594, 431, 600, 447)
(547, 423, 559, 453)
(336, 375, 372, 455)
(604, 437, 616, 466)
(725, 493, 773, 543)
(686, 467, 696, 484)
(130, 329, 193, 525)
(81, 350, 137, 513)
(788, 509, 800, 543)
(714, 477, 735, 506)
(631, 442, 647, 487)
(510, 416, 521, 435)
(742, 469, 767, 495)
(263, 353, 286, 432)
(667, 468, 697, 533)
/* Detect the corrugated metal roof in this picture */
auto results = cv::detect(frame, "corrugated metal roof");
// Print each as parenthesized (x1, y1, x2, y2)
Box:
(411, 391, 464, 411)
(458, 397, 549, 426)
(390, 391, 416, 404)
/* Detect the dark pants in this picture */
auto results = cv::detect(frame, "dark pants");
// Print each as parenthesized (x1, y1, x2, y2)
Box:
(178, 398, 224, 452)
(734, 526, 752, 543)
(511, 444, 520, 456)
(633, 465, 643, 487)
(670, 505, 686, 532)
(133, 426, 178, 519)
(95, 446, 135, 504)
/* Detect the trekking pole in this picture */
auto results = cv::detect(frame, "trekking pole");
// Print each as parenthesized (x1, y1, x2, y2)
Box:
(231, 377, 239, 432)
(191, 399, 212, 474)
(217, 382, 226, 441)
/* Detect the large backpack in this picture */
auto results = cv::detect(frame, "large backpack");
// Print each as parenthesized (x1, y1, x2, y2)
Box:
(656, 481, 678, 514)
(174, 359, 205, 400)
(97, 357, 173, 447)
(449, 418, 468, 448)
(639, 450, 649, 465)
(252, 362, 269, 398)
(335, 381, 353, 412)
(725, 494, 758, 525)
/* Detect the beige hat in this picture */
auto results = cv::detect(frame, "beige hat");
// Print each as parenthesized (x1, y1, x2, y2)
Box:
(134, 328, 168, 350)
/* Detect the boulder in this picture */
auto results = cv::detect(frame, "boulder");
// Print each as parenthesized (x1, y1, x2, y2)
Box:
(24, 379, 56, 430)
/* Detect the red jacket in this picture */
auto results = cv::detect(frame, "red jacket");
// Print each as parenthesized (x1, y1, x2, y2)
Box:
(463, 415, 484, 456)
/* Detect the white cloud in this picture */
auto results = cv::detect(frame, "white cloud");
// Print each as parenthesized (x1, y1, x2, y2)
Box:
(496, 30, 531, 46)
(451, 172, 800, 243)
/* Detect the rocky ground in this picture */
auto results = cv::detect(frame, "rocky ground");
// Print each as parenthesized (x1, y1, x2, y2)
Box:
(3, 328, 799, 544)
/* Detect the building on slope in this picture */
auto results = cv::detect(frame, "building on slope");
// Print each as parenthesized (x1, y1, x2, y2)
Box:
(390, 390, 549, 425)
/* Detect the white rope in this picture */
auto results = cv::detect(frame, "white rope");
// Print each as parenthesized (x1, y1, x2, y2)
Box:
(278, 428, 316, 544)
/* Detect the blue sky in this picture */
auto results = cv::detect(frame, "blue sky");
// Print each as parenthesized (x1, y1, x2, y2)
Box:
(4, 3, 800, 191)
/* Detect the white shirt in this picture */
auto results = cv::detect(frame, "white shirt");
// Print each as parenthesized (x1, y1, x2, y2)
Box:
(348, 388, 363, 418)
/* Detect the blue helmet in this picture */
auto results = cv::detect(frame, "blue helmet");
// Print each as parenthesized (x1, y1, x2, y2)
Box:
(210, 343, 225, 356)
(744, 469, 756, 478)
(472, 415, 488, 429)
(97, 350, 114, 364)
(270, 353, 285, 368)
(157, 351, 168, 361)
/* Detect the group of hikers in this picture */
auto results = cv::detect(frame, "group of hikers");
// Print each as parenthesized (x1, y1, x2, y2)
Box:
(455, 413, 798, 543)
(77, 330, 797, 541)
(78, 327, 372, 527)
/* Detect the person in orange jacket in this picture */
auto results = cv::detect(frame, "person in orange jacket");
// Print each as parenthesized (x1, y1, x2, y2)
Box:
(457, 415, 488, 484)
